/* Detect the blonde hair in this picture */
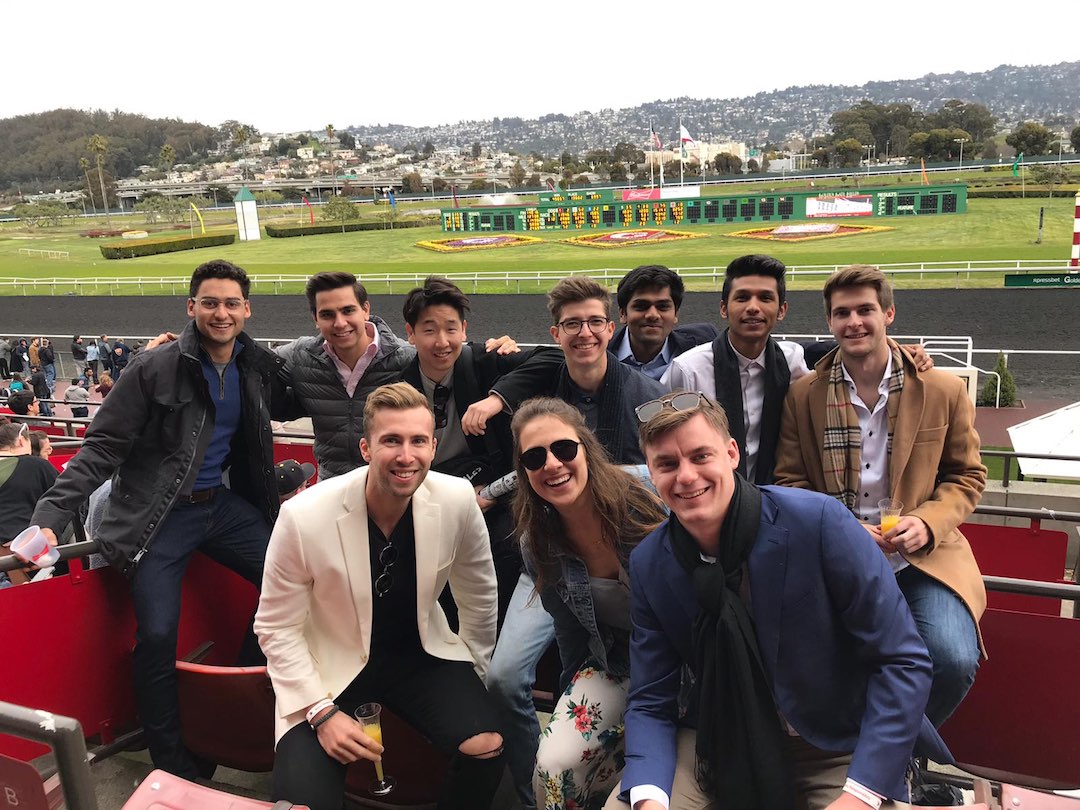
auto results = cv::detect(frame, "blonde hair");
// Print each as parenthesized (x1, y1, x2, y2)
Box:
(362, 382, 432, 436)
(822, 264, 894, 316)
(637, 391, 732, 451)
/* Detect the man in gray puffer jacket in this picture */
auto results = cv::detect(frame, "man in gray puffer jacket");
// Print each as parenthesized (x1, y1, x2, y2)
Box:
(275, 272, 415, 479)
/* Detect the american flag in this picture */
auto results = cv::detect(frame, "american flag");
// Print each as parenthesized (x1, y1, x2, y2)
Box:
(650, 123, 662, 151)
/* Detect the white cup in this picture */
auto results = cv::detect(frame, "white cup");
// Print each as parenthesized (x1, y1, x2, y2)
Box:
(10, 525, 60, 568)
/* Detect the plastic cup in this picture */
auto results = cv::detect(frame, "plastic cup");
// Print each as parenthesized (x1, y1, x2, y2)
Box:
(878, 498, 903, 535)
(10, 525, 60, 567)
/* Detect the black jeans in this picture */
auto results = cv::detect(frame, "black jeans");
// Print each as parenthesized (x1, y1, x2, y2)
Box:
(273, 648, 504, 810)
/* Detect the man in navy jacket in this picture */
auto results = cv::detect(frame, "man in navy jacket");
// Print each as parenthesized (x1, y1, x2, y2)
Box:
(609, 393, 948, 810)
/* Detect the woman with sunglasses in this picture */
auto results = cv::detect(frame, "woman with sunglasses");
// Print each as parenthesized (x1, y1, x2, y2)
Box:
(511, 398, 666, 810)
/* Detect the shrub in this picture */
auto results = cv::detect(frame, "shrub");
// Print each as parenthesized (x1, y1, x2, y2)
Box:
(99, 233, 235, 259)
(265, 219, 433, 238)
(977, 352, 1018, 407)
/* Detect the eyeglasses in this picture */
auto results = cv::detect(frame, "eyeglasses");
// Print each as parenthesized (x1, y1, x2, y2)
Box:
(192, 297, 246, 312)
(374, 542, 398, 598)
(635, 392, 707, 423)
(433, 384, 450, 430)
(555, 317, 610, 335)
(520, 439, 581, 472)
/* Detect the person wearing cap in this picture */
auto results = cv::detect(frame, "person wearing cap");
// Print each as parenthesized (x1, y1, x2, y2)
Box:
(276, 459, 316, 502)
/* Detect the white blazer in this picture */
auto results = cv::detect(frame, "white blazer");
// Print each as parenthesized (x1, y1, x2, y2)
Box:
(254, 467, 497, 743)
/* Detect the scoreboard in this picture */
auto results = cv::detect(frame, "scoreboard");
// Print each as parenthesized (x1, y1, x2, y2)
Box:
(440, 184, 966, 233)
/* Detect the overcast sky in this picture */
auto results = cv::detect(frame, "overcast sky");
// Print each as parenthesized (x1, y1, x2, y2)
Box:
(7, 2, 1079, 133)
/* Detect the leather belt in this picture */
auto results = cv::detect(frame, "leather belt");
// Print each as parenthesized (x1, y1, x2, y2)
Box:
(178, 487, 219, 504)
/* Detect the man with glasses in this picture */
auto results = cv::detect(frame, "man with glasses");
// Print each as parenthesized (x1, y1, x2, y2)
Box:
(608, 391, 949, 810)
(29, 259, 284, 780)
(256, 382, 504, 810)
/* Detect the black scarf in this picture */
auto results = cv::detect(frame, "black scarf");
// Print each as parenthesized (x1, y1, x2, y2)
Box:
(668, 475, 792, 809)
(711, 330, 791, 484)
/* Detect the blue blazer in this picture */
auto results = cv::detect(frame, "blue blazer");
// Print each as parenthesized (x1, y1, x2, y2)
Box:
(622, 485, 950, 801)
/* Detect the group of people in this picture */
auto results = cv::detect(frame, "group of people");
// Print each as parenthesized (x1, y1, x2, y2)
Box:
(9, 254, 986, 810)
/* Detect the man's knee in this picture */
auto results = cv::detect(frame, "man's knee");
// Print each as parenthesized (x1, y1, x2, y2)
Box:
(459, 731, 503, 759)
(931, 640, 980, 685)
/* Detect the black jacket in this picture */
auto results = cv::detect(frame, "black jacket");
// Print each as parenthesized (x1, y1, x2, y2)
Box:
(401, 344, 563, 480)
(611, 322, 721, 364)
(32, 321, 285, 574)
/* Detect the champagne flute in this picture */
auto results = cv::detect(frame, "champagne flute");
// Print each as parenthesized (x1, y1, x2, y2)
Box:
(354, 702, 395, 796)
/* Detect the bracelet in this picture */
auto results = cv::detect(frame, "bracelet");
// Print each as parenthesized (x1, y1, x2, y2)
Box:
(310, 705, 340, 731)
(305, 698, 335, 724)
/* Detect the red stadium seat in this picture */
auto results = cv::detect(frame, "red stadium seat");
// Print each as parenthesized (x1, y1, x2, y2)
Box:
(962, 522, 1070, 614)
(121, 769, 307, 809)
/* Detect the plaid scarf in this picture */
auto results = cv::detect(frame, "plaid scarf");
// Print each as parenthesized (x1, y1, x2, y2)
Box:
(823, 339, 906, 511)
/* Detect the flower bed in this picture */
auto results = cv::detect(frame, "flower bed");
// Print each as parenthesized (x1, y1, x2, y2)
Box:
(416, 234, 543, 253)
(727, 223, 892, 242)
(563, 228, 706, 249)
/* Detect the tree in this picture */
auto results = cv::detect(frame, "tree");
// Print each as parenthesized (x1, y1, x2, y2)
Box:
(253, 190, 284, 204)
(322, 195, 358, 232)
(339, 132, 356, 150)
(608, 163, 627, 183)
(14, 201, 71, 228)
(833, 138, 865, 168)
(231, 124, 252, 154)
(159, 143, 177, 171)
(612, 142, 645, 166)
(1030, 163, 1071, 197)
(526, 172, 541, 188)
(980, 139, 999, 161)
(508, 162, 526, 188)
(87, 134, 111, 225)
(977, 353, 1018, 407)
(401, 171, 424, 194)
(747, 158, 761, 173)
(432, 178, 449, 192)
(422, 141, 435, 159)
(1070, 124, 1080, 154)
(471, 142, 482, 159)
(466, 178, 488, 191)
(1006, 122, 1053, 157)
(135, 195, 185, 224)
(205, 184, 232, 205)
(79, 157, 96, 210)
(713, 152, 742, 174)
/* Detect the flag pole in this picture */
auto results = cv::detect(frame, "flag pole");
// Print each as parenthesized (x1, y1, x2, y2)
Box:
(649, 121, 655, 188)
(679, 117, 685, 186)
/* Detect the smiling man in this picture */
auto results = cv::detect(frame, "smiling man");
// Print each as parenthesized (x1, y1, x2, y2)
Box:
(775, 264, 986, 731)
(256, 382, 504, 810)
(275, 272, 414, 479)
(607, 392, 950, 810)
(30, 259, 284, 779)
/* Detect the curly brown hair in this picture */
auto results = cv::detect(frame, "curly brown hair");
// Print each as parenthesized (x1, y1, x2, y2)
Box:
(511, 397, 666, 591)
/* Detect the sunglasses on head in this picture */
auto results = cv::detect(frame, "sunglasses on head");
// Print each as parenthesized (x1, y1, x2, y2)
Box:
(635, 391, 707, 423)
(519, 439, 581, 472)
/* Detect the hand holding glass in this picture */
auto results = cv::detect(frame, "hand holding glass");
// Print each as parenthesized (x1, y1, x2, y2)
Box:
(878, 498, 903, 535)
(354, 703, 395, 796)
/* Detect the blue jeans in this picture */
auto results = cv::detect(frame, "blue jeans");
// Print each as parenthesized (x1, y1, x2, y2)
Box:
(44, 363, 55, 392)
(130, 489, 270, 778)
(486, 572, 555, 808)
(896, 565, 981, 726)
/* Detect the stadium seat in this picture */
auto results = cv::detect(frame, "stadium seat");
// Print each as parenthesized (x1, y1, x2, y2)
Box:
(999, 784, 1080, 808)
(121, 769, 306, 809)
(174, 662, 277, 773)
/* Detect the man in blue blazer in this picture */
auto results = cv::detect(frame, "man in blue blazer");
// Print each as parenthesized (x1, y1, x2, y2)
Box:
(607, 392, 950, 810)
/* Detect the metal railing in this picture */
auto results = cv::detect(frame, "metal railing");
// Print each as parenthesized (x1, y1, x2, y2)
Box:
(0, 701, 97, 810)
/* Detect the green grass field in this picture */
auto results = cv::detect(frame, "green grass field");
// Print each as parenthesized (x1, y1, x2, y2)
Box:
(1, 195, 1075, 295)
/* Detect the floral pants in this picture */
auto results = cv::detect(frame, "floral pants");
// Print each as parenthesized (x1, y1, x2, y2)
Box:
(536, 661, 629, 810)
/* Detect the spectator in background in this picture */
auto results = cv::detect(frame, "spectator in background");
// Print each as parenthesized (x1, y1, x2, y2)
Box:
(80, 366, 97, 387)
(98, 336, 113, 376)
(28, 338, 40, 369)
(28, 365, 53, 417)
(111, 339, 131, 377)
(8, 373, 25, 393)
(0, 337, 11, 379)
(40, 338, 57, 392)
(0, 421, 59, 554)
(28, 430, 53, 461)
(85, 340, 99, 376)
(11, 339, 29, 375)
(71, 336, 88, 366)
(275, 459, 316, 502)
(65, 378, 91, 418)
(8, 390, 49, 426)
(96, 371, 114, 399)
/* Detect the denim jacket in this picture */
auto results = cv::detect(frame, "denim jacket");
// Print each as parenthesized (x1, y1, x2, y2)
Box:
(524, 465, 664, 692)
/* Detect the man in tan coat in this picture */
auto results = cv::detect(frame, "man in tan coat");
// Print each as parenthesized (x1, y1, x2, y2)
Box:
(255, 382, 504, 810)
(775, 265, 986, 728)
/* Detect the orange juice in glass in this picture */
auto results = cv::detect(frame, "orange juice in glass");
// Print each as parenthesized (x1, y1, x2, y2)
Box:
(354, 702, 395, 795)
(878, 498, 903, 536)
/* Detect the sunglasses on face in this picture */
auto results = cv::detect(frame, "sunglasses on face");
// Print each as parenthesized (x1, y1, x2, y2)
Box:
(635, 391, 707, 423)
(519, 439, 581, 472)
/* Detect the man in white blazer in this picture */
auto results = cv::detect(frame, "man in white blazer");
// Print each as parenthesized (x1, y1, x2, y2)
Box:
(255, 382, 504, 810)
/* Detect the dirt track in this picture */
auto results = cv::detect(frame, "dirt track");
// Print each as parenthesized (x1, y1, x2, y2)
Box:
(1, 288, 1077, 399)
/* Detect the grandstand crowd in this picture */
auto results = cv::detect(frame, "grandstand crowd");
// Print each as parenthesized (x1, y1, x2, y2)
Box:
(0, 257, 987, 810)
